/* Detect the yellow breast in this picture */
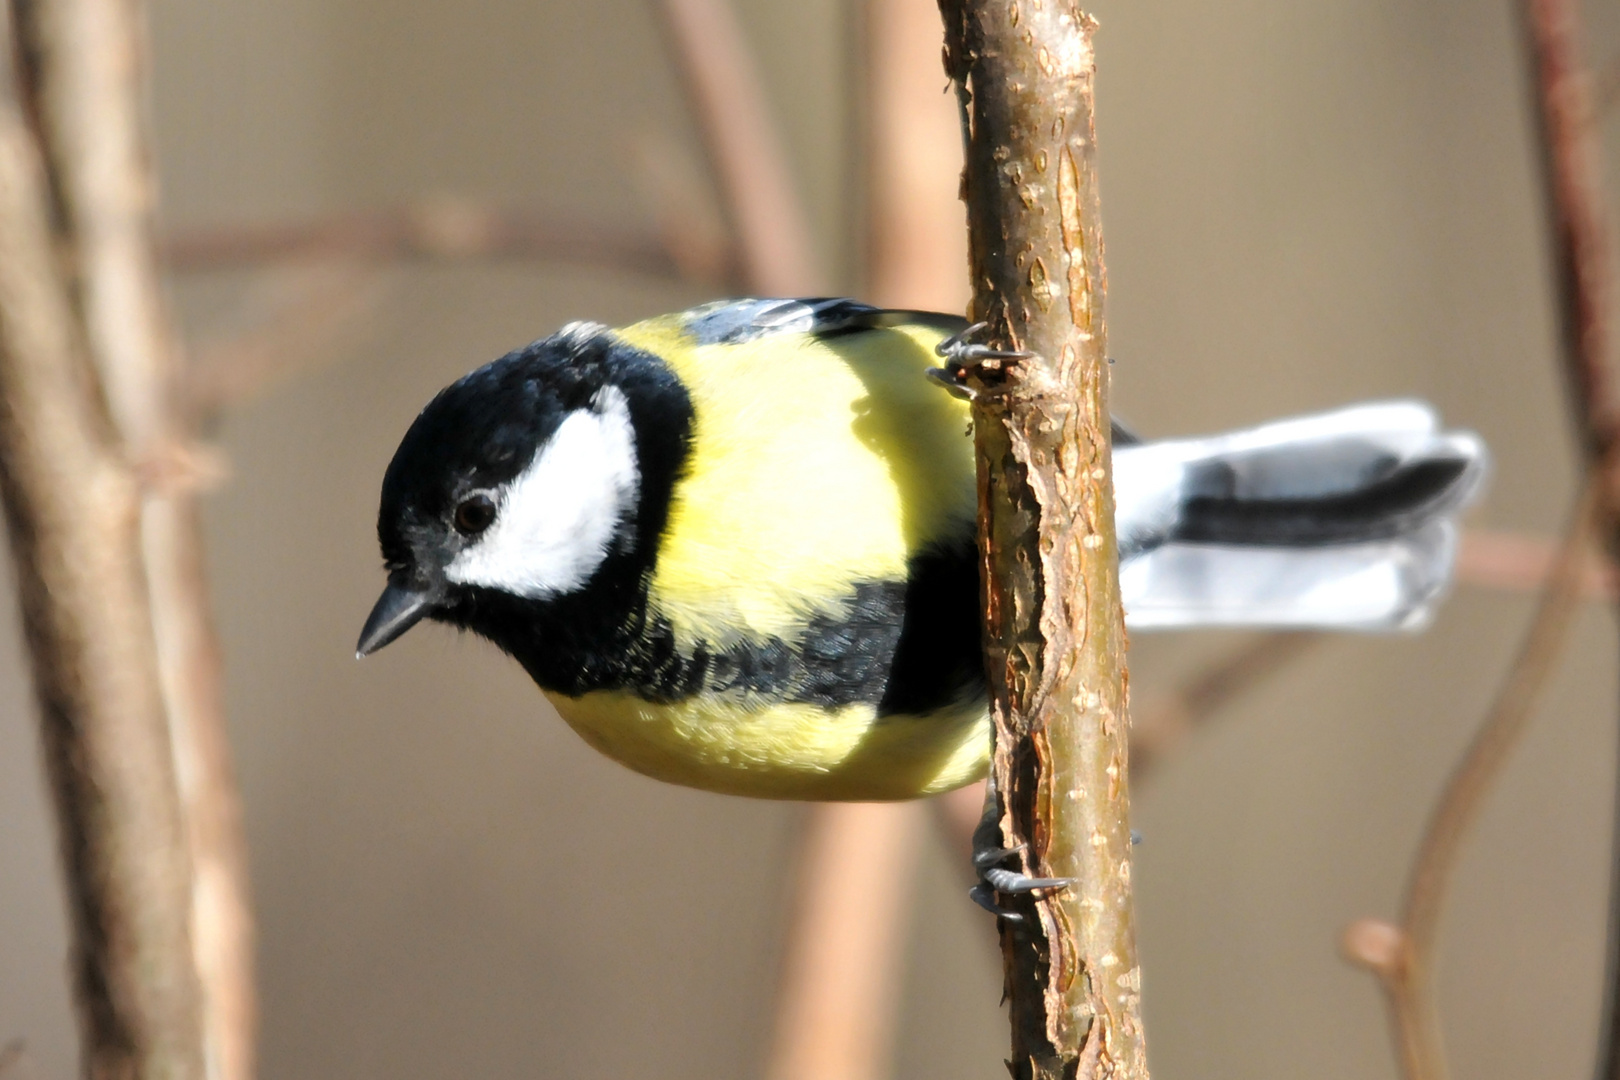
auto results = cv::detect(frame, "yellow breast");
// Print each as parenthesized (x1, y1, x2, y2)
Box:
(614, 315, 975, 649)
(554, 314, 987, 800)
(545, 690, 989, 800)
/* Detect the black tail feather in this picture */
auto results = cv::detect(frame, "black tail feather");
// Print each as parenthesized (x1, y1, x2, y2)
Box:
(1170, 454, 1475, 547)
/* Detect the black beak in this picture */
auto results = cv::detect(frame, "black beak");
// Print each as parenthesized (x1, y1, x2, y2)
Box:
(356, 584, 436, 658)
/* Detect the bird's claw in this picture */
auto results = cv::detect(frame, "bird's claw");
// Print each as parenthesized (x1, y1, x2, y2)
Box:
(928, 322, 1034, 402)
(968, 781, 1075, 920)
(970, 858, 1076, 922)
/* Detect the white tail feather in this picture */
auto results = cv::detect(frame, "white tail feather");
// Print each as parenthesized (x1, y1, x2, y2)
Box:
(1122, 524, 1458, 631)
(1115, 401, 1486, 632)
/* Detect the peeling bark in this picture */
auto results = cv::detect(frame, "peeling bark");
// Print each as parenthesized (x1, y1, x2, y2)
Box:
(936, 4, 1145, 1078)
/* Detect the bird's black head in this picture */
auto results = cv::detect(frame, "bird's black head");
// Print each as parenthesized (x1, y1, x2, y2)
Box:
(357, 322, 692, 659)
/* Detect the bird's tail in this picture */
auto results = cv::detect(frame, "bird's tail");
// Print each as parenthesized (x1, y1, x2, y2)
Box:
(1115, 401, 1488, 631)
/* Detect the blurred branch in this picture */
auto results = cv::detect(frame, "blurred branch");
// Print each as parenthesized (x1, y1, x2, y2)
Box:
(628, 130, 735, 285)
(1130, 633, 1321, 776)
(0, 1040, 32, 1080)
(941, 3, 1144, 1077)
(0, 103, 204, 1080)
(936, 632, 1321, 863)
(1457, 527, 1617, 598)
(11, 0, 254, 1076)
(166, 198, 708, 416)
(1595, 51, 1620, 122)
(165, 193, 724, 412)
(162, 199, 704, 283)
(765, 804, 925, 1080)
(186, 265, 388, 415)
(650, 0, 823, 295)
(1343, 475, 1599, 1080)
(1523, 0, 1619, 462)
(1343, 2, 1620, 1078)
(1517, 4, 1620, 1080)
(863, 0, 969, 312)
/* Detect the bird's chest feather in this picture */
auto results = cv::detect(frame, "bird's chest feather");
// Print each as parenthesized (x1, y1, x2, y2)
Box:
(614, 318, 977, 651)
(523, 319, 991, 799)
(543, 689, 989, 800)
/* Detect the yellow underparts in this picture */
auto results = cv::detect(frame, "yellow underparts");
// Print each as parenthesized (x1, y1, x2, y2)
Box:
(614, 315, 975, 650)
(567, 314, 985, 799)
(546, 691, 990, 801)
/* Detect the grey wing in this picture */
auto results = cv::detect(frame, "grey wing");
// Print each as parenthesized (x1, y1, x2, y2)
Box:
(679, 297, 1138, 444)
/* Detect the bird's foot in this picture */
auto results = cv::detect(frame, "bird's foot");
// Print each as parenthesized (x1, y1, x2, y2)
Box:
(969, 777, 1074, 921)
(927, 321, 1033, 402)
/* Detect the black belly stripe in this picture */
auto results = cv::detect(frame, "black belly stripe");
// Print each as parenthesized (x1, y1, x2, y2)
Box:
(620, 552, 983, 714)
(461, 546, 985, 715)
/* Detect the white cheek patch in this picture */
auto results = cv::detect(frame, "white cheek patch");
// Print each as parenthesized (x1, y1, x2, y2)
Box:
(445, 387, 640, 599)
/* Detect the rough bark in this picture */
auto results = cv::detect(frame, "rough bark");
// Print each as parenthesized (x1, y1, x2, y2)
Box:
(936, 4, 1145, 1078)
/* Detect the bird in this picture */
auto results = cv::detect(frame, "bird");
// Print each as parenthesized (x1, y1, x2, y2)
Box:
(357, 296, 1488, 804)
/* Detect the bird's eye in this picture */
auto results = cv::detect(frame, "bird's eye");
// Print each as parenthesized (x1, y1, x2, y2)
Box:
(453, 493, 497, 535)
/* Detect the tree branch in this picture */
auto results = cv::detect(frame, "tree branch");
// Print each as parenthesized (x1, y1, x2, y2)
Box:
(161, 201, 698, 282)
(1516, 4, 1620, 1080)
(651, 0, 821, 296)
(0, 105, 204, 1080)
(1340, 3, 1620, 1078)
(939, 5, 1145, 1077)
(11, 0, 253, 1075)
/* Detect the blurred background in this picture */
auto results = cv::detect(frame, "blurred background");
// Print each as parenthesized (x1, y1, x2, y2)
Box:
(2, 0, 1616, 1078)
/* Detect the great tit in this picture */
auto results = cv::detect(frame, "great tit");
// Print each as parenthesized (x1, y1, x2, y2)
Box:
(358, 297, 1487, 801)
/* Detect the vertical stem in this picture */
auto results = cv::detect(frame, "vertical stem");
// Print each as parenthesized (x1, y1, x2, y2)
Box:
(937, 4, 1144, 1078)
(763, 804, 923, 1080)
(10, 1, 254, 1077)
(0, 107, 204, 1080)
(1516, 4, 1620, 1080)
(865, 0, 970, 313)
(650, 0, 822, 296)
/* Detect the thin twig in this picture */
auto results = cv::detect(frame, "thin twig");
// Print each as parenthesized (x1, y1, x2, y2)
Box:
(162, 200, 699, 283)
(185, 265, 388, 414)
(11, 1, 253, 1075)
(937, 631, 1320, 859)
(1522, 0, 1618, 461)
(935, 524, 1617, 870)
(1342, 474, 1600, 1080)
(941, 5, 1144, 1077)
(1130, 633, 1322, 776)
(1457, 527, 1617, 599)
(1517, 4, 1620, 1080)
(1343, 2, 1620, 1075)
